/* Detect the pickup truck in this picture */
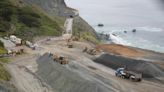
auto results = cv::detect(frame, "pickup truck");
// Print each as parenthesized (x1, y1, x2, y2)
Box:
(115, 68, 142, 82)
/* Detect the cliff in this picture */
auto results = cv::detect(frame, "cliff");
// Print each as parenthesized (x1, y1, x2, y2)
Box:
(21, 0, 99, 43)
(22, 0, 68, 16)
(0, 0, 98, 91)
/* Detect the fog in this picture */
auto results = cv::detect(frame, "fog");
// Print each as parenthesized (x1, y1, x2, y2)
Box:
(66, 0, 164, 28)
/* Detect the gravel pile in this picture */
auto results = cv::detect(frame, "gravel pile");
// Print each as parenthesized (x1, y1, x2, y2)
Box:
(94, 54, 164, 78)
(36, 53, 113, 92)
(0, 82, 18, 92)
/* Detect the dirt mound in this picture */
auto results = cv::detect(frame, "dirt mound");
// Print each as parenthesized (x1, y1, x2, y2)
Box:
(36, 53, 113, 92)
(94, 54, 164, 78)
(96, 44, 145, 57)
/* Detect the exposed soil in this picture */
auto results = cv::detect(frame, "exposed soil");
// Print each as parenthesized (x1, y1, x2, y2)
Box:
(5, 38, 164, 92)
(96, 44, 147, 58)
(96, 44, 164, 69)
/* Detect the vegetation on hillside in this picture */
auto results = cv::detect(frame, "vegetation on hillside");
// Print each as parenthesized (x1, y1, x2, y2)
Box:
(0, 0, 62, 41)
(0, 41, 9, 81)
(0, 62, 11, 81)
(0, 41, 7, 54)
(72, 18, 100, 44)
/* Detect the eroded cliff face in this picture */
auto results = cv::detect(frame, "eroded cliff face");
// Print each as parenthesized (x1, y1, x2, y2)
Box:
(22, 0, 73, 17)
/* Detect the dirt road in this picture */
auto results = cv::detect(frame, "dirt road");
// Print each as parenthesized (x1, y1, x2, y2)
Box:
(36, 40, 164, 92)
(6, 38, 164, 92)
(5, 14, 164, 92)
(6, 55, 53, 92)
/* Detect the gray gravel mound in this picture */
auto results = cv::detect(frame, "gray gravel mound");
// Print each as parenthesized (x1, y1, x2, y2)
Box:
(36, 53, 113, 92)
(0, 82, 18, 92)
(94, 54, 164, 78)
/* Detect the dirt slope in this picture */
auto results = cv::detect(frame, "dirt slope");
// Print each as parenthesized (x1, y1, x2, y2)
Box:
(96, 44, 146, 57)
(5, 38, 164, 92)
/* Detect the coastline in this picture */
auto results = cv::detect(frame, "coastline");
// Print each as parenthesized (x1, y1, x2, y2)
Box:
(65, 0, 164, 79)
(65, 0, 164, 53)
(0, 0, 164, 92)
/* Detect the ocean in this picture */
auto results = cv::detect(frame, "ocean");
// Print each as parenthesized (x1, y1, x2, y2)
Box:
(65, 0, 164, 53)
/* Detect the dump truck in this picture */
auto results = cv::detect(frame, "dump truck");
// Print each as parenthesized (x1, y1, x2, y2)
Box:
(53, 55, 69, 65)
(115, 68, 142, 82)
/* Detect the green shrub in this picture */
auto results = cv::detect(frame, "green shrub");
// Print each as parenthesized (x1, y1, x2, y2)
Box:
(0, 7, 15, 21)
(18, 14, 41, 27)
(0, 0, 62, 41)
(0, 41, 4, 47)
(0, 41, 7, 54)
(80, 32, 100, 44)
(0, 63, 11, 81)
(0, 20, 10, 32)
(18, 7, 41, 27)
(0, 0, 16, 22)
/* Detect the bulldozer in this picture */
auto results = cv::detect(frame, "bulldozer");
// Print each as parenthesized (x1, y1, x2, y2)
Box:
(67, 38, 73, 48)
(67, 43, 73, 48)
(87, 49, 97, 55)
(83, 47, 98, 55)
(53, 54, 69, 65)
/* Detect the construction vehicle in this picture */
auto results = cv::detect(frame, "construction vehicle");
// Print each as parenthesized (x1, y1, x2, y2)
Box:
(83, 47, 98, 55)
(25, 41, 36, 50)
(67, 43, 73, 48)
(71, 36, 79, 41)
(87, 49, 97, 55)
(10, 35, 22, 46)
(53, 54, 69, 65)
(115, 68, 142, 82)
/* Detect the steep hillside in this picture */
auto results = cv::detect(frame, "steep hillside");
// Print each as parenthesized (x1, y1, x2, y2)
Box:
(22, 0, 68, 16)
(0, 0, 62, 41)
(73, 16, 100, 44)
(21, 0, 99, 43)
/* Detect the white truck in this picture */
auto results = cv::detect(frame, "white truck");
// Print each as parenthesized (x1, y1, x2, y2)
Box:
(115, 68, 142, 82)
(10, 35, 22, 46)
(25, 41, 36, 50)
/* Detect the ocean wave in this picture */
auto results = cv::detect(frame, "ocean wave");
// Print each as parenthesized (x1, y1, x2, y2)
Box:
(134, 38, 164, 52)
(136, 27, 163, 32)
(108, 32, 164, 53)
(104, 26, 163, 33)
(109, 33, 131, 45)
(97, 27, 164, 53)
